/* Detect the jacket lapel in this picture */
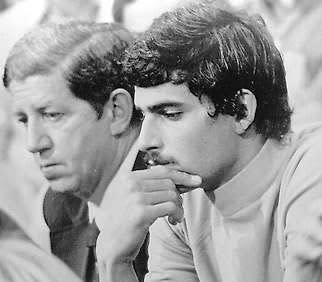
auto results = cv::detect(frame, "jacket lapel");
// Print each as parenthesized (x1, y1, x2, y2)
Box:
(44, 189, 92, 280)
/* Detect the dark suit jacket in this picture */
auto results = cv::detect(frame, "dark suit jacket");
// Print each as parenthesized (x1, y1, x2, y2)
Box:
(43, 151, 149, 282)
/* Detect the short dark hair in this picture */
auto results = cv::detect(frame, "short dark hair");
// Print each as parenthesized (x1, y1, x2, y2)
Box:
(3, 21, 141, 125)
(123, 1, 292, 140)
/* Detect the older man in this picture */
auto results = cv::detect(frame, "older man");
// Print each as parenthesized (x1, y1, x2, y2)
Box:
(2, 21, 166, 281)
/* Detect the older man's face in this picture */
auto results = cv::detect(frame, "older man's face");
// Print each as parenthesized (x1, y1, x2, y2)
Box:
(10, 72, 115, 199)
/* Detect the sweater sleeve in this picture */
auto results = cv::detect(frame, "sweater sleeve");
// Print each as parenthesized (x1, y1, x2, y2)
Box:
(279, 133, 322, 282)
(145, 217, 199, 282)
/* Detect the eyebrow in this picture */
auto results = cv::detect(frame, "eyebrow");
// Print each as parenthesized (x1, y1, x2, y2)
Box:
(136, 102, 184, 113)
(13, 111, 25, 118)
(13, 103, 56, 117)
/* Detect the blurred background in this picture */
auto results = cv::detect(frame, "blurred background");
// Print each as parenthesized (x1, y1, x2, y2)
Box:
(0, 0, 321, 243)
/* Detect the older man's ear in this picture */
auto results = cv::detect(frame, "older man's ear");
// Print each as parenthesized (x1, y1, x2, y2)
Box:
(106, 88, 134, 136)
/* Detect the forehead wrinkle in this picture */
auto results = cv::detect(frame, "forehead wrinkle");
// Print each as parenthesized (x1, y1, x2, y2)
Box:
(11, 74, 76, 113)
(13, 92, 56, 113)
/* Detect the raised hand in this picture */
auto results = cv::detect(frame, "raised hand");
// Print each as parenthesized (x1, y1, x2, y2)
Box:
(95, 165, 202, 265)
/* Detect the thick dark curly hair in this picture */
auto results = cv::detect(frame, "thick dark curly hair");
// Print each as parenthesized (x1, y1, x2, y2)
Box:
(3, 21, 141, 125)
(123, 1, 292, 140)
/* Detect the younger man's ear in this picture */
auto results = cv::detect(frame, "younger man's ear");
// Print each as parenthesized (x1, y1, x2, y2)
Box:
(106, 88, 134, 136)
(235, 89, 257, 135)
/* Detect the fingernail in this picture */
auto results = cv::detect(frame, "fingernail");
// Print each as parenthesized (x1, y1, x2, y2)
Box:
(168, 216, 177, 225)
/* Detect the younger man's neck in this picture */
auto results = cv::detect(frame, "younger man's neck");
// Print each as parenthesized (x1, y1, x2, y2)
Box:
(207, 133, 266, 191)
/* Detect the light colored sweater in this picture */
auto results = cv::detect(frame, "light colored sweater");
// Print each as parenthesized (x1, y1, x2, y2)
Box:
(146, 123, 322, 282)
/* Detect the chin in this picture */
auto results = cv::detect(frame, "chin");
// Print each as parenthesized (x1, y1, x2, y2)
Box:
(48, 179, 77, 194)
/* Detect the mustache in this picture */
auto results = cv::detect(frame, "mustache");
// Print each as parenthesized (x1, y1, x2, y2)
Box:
(142, 151, 172, 167)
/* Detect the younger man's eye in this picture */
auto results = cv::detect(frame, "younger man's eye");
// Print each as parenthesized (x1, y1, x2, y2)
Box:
(162, 111, 183, 120)
(137, 110, 145, 122)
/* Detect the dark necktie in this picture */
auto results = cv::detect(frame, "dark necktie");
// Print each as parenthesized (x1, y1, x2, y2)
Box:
(86, 221, 100, 282)
(44, 190, 100, 281)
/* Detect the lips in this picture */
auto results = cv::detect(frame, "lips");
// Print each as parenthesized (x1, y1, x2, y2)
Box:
(39, 163, 61, 179)
(40, 163, 59, 169)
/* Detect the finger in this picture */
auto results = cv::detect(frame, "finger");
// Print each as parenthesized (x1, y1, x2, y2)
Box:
(147, 201, 184, 225)
(141, 177, 199, 194)
(133, 166, 202, 188)
(167, 170, 202, 189)
(143, 190, 183, 207)
(141, 179, 176, 192)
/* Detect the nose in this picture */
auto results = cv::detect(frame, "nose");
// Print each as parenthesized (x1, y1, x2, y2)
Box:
(26, 121, 52, 154)
(138, 114, 162, 153)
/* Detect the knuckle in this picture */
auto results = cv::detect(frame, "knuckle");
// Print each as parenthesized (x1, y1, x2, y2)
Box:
(167, 179, 176, 189)
(167, 201, 178, 213)
(167, 190, 178, 201)
(162, 178, 175, 189)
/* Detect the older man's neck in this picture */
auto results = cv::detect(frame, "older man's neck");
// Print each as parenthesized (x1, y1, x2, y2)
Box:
(89, 129, 139, 205)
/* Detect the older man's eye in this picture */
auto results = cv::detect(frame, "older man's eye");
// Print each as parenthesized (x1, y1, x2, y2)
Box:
(42, 112, 64, 121)
(17, 116, 28, 126)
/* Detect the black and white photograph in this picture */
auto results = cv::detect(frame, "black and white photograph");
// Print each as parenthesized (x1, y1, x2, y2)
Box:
(0, 0, 322, 281)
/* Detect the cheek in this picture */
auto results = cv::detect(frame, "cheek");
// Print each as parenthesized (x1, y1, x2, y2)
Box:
(60, 131, 95, 174)
(184, 135, 216, 172)
(170, 122, 214, 168)
(71, 130, 110, 177)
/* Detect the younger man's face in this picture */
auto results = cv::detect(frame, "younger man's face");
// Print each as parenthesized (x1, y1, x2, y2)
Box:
(135, 82, 241, 191)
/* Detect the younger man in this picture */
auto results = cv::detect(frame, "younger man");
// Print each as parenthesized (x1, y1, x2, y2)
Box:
(96, 2, 322, 282)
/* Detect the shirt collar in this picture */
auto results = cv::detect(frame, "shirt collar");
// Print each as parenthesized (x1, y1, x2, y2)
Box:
(209, 138, 293, 216)
(88, 141, 139, 224)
